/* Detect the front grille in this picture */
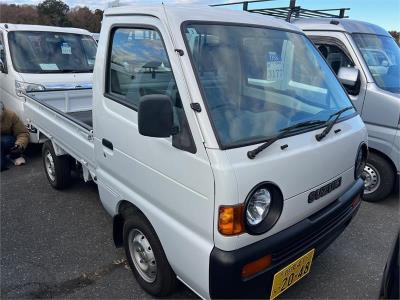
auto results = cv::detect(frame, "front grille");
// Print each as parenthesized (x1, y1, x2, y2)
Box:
(272, 199, 353, 263)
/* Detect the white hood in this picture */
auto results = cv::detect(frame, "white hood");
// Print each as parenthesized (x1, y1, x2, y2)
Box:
(225, 116, 366, 201)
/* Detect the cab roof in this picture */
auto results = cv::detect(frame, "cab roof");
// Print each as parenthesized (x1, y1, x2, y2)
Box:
(104, 4, 301, 33)
(0, 23, 91, 35)
(293, 18, 390, 37)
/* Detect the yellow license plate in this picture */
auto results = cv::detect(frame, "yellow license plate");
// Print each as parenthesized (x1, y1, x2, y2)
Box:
(270, 249, 315, 299)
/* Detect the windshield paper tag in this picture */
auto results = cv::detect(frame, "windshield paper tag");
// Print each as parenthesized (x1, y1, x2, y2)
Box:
(39, 63, 59, 71)
(266, 52, 284, 81)
(61, 43, 72, 55)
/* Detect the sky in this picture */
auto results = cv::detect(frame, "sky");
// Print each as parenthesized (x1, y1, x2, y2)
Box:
(5, 0, 400, 31)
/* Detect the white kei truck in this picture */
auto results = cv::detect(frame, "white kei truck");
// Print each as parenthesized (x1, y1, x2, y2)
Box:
(0, 24, 97, 142)
(22, 4, 368, 300)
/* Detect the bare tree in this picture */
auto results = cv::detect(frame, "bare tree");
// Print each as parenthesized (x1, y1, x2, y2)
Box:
(0, 1, 103, 32)
(389, 31, 400, 45)
(68, 6, 103, 32)
(0, 4, 40, 24)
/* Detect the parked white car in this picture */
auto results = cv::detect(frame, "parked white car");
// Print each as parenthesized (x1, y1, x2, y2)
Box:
(22, 4, 367, 299)
(0, 23, 97, 142)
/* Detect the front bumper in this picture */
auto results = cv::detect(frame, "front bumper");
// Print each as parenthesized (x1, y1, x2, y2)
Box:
(209, 178, 364, 299)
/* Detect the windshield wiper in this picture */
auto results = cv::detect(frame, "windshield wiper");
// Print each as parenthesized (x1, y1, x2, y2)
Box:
(247, 120, 325, 159)
(60, 69, 79, 73)
(61, 69, 93, 73)
(315, 106, 354, 142)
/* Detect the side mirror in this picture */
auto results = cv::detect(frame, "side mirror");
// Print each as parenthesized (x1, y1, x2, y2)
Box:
(338, 67, 359, 87)
(0, 58, 5, 73)
(138, 94, 174, 138)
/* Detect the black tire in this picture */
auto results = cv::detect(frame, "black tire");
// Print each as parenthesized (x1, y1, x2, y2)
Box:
(123, 212, 177, 297)
(42, 141, 71, 190)
(363, 152, 395, 202)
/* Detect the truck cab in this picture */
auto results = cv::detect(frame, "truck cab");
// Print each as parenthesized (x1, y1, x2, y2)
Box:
(0, 23, 97, 142)
(293, 18, 400, 202)
(23, 4, 368, 299)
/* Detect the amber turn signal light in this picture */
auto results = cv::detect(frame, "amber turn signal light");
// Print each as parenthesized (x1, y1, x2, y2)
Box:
(241, 255, 272, 279)
(218, 204, 245, 236)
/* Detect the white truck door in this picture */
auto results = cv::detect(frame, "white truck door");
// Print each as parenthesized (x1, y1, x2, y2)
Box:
(307, 31, 368, 113)
(93, 16, 215, 297)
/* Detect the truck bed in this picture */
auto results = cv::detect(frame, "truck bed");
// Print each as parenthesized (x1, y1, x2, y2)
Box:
(23, 88, 96, 180)
(67, 110, 93, 127)
(27, 88, 93, 130)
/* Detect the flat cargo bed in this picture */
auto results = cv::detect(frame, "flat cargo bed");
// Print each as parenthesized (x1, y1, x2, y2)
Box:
(67, 110, 93, 128)
(23, 88, 96, 180)
(27, 88, 93, 131)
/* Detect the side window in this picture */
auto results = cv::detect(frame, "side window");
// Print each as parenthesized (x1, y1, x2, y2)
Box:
(316, 43, 354, 74)
(108, 28, 174, 109)
(0, 32, 7, 73)
(106, 27, 196, 153)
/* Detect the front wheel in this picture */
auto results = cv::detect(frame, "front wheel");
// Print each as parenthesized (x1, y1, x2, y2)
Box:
(123, 213, 177, 297)
(363, 152, 394, 202)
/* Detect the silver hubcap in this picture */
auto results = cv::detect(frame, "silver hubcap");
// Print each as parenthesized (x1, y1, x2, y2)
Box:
(128, 229, 157, 283)
(44, 150, 56, 182)
(363, 163, 380, 194)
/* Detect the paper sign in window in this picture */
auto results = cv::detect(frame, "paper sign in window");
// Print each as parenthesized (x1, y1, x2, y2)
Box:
(266, 52, 284, 82)
(61, 43, 72, 55)
(39, 63, 59, 71)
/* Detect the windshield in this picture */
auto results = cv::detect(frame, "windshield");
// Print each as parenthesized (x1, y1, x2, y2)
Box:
(353, 34, 400, 93)
(8, 31, 97, 73)
(183, 24, 355, 148)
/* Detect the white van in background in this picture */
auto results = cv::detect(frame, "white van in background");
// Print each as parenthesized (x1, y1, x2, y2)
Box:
(293, 19, 400, 202)
(0, 24, 97, 142)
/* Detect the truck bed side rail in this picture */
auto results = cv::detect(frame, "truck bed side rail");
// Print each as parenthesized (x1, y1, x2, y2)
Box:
(25, 91, 93, 132)
(23, 91, 96, 180)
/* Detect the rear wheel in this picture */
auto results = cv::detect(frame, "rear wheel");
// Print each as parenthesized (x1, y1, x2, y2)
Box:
(123, 212, 177, 297)
(42, 141, 71, 190)
(363, 152, 394, 202)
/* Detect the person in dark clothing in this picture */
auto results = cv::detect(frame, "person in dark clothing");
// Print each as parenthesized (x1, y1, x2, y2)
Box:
(0, 101, 29, 171)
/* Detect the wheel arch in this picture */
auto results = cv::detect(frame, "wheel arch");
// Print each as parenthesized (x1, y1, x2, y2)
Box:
(113, 200, 144, 248)
(368, 147, 396, 174)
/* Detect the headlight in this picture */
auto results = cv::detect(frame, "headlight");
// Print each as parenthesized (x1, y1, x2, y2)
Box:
(15, 80, 45, 96)
(355, 144, 368, 179)
(246, 188, 271, 226)
(245, 183, 283, 235)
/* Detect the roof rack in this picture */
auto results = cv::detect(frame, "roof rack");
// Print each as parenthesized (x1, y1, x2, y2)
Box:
(211, 0, 349, 22)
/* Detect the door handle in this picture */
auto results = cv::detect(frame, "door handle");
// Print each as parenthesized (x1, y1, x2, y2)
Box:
(102, 138, 113, 150)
